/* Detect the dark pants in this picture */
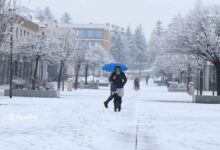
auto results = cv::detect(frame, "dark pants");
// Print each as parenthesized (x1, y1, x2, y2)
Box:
(105, 93, 122, 112)
(105, 94, 115, 104)
(105, 84, 118, 103)
(114, 95, 122, 112)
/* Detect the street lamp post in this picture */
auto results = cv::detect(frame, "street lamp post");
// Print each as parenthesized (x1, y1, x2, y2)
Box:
(9, 8, 15, 98)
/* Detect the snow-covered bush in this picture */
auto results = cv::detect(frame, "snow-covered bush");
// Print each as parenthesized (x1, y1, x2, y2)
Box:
(169, 82, 187, 89)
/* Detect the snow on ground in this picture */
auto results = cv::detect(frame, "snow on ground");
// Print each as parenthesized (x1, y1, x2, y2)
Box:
(0, 80, 220, 150)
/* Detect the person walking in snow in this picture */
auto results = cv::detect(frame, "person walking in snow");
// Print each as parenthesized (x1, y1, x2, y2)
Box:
(104, 66, 127, 112)
(134, 77, 140, 91)
(146, 74, 150, 85)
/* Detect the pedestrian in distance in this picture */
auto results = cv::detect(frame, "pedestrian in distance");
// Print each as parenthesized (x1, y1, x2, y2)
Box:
(146, 74, 150, 85)
(134, 77, 140, 91)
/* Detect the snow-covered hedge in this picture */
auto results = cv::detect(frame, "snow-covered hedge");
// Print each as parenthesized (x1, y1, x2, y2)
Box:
(169, 82, 186, 89)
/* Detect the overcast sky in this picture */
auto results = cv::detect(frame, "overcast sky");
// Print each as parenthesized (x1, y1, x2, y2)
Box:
(21, 0, 220, 39)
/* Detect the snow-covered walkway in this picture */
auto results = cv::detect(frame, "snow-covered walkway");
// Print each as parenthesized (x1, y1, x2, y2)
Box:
(0, 81, 220, 150)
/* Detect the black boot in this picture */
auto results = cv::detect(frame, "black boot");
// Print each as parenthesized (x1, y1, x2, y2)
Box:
(118, 97, 122, 112)
(104, 101, 108, 108)
(114, 95, 121, 112)
(114, 101, 117, 112)
(104, 94, 114, 109)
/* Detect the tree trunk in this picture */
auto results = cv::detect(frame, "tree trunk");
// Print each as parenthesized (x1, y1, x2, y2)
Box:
(57, 61, 64, 91)
(180, 71, 183, 83)
(62, 66, 65, 91)
(199, 69, 203, 96)
(32, 56, 40, 90)
(187, 72, 191, 92)
(215, 63, 220, 96)
(213, 66, 215, 96)
(93, 69, 95, 84)
(74, 64, 81, 90)
(187, 64, 191, 92)
(1, 59, 5, 84)
(196, 68, 199, 96)
(85, 64, 89, 85)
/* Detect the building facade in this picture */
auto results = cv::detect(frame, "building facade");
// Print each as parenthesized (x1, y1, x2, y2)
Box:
(0, 14, 46, 84)
(72, 24, 110, 57)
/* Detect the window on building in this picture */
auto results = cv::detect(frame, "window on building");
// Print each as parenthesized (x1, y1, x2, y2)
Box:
(77, 29, 104, 39)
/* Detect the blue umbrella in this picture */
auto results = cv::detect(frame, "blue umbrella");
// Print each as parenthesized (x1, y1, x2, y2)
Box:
(102, 63, 128, 72)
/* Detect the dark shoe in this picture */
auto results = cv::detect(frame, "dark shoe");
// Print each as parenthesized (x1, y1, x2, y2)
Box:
(104, 101, 108, 108)
(118, 107, 121, 112)
(114, 101, 117, 112)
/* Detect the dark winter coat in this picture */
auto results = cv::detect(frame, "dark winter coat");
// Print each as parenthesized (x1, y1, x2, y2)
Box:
(109, 72, 127, 89)
(134, 78, 140, 86)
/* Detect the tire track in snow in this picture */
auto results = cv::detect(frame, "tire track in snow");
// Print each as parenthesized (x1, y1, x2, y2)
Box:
(135, 120, 140, 150)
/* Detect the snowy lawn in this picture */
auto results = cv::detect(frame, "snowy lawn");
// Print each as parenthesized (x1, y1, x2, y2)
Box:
(0, 81, 220, 150)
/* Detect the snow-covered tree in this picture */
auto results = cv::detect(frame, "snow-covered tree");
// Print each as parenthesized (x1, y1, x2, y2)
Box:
(133, 25, 147, 70)
(154, 20, 163, 36)
(84, 45, 105, 84)
(110, 25, 147, 71)
(151, 16, 198, 86)
(148, 20, 164, 60)
(153, 53, 196, 84)
(61, 12, 72, 24)
(152, 54, 179, 81)
(110, 31, 127, 64)
(176, 5, 220, 95)
(15, 34, 56, 90)
(35, 7, 54, 22)
(44, 7, 54, 21)
(162, 15, 185, 54)
(68, 41, 88, 89)
(35, 9, 45, 22)
(156, 3, 220, 95)
(124, 26, 136, 67)
(0, 0, 17, 47)
(0, 0, 8, 46)
(147, 20, 165, 70)
(51, 29, 76, 90)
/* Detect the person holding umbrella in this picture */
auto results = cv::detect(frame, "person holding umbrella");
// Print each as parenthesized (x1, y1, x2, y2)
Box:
(103, 64, 127, 112)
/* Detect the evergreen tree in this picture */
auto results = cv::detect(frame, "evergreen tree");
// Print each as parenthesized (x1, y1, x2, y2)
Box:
(126, 26, 132, 37)
(125, 26, 137, 67)
(133, 25, 147, 69)
(35, 9, 45, 22)
(110, 25, 147, 70)
(147, 20, 164, 66)
(154, 20, 163, 36)
(110, 31, 127, 64)
(35, 7, 54, 22)
(44, 7, 54, 21)
(61, 12, 72, 24)
(194, 0, 202, 11)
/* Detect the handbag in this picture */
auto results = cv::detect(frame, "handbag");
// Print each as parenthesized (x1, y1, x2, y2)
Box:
(111, 84, 117, 92)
